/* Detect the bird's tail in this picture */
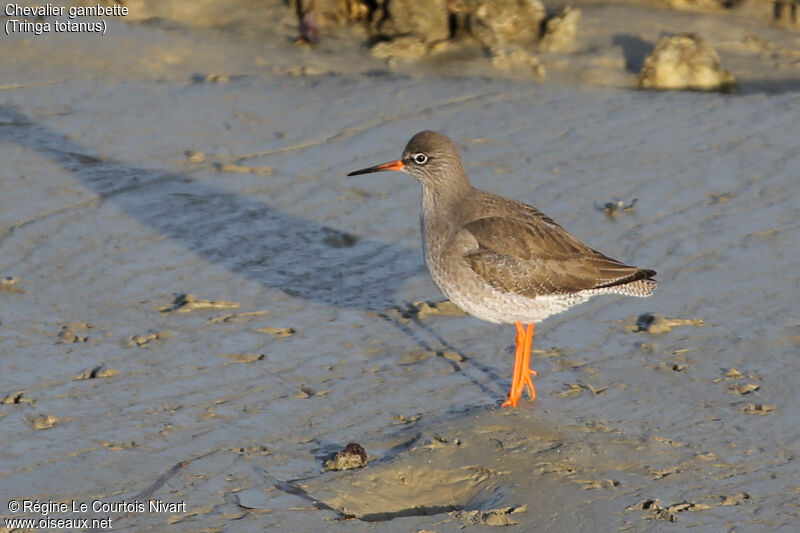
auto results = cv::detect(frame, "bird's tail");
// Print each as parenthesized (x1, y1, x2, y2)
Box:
(596, 269, 657, 297)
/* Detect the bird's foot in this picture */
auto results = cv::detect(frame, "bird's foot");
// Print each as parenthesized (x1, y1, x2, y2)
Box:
(501, 368, 537, 407)
(502, 323, 537, 407)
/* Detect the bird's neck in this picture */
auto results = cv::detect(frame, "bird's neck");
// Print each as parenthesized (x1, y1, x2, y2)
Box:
(419, 176, 473, 258)
(419, 162, 472, 217)
(421, 181, 470, 221)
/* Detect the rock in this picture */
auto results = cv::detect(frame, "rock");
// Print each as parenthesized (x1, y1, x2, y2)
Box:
(185, 150, 205, 163)
(406, 300, 466, 319)
(323, 443, 368, 471)
(297, 2, 320, 45)
(159, 293, 240, 313)
(599, 198, 637, 217)
(290, 0, 380, 27)
(30, 414, 60, 430)
(372, 36, 430, 60)
(773, 0, 800, 28)
(213, 162, 273, 175)
(539, 7, 581, 52)
(666, 0, 729, 11)
(58, 322, 92, 343)
(364, 0, 548, 65)
(490, 45, 546, 78)
(463, 0, 546, 48)
(0, 276, 25, 294)
(290, 0, 348, 27)
(373, 0, 451, 43)
(73, 365, 119, 380)
(452, 505, 526, 526)
(627, 313, 704, 334)
(1, 391, 29, 404)
(255, 326, 296, 338)
(345, 0, 371, 22)
(637, 33, 737, 93)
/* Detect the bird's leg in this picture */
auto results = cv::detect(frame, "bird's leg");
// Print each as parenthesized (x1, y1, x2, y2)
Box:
(502, 322, 527, 407)
(518, 323, 537, 400)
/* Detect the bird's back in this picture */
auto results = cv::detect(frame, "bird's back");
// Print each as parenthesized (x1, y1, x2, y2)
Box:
(422, 188, 655, 324)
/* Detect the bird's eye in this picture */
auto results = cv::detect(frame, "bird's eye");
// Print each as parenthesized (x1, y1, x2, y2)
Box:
(413, 153, 428, 165)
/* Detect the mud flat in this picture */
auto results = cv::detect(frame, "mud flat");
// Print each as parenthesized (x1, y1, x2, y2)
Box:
(1, 1, 799, 531)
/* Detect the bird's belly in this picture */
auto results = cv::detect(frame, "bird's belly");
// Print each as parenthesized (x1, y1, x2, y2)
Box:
(425, 253, 591, 325)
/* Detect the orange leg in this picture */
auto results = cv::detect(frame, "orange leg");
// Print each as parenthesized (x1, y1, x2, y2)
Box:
(519, 323, 537, 400)
(501, 323, 526, 407)
(502, 322, 538, 407)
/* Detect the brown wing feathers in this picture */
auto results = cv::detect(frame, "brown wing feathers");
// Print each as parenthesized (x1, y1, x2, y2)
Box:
(461, 211, 654, 297)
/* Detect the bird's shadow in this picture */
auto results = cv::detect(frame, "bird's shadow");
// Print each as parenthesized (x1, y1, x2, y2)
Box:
(0, 106, 420, 311)
(0, 106, 510, 399)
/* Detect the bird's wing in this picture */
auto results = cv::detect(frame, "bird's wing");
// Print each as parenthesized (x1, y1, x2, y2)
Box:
(460, 210, 653, 298)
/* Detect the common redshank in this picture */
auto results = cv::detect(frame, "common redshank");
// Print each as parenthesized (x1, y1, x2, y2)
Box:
(348, 131, 656, 407)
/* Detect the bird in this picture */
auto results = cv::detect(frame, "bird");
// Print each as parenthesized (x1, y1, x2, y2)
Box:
(295, 0, 319, 45)
(347, 131, 656, 407)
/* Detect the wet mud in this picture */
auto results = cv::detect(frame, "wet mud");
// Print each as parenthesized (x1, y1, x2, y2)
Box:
(1, 1, 799, 531)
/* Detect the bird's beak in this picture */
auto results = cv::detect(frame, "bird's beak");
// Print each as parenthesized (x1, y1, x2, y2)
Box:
(347, 159, 405, 176)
